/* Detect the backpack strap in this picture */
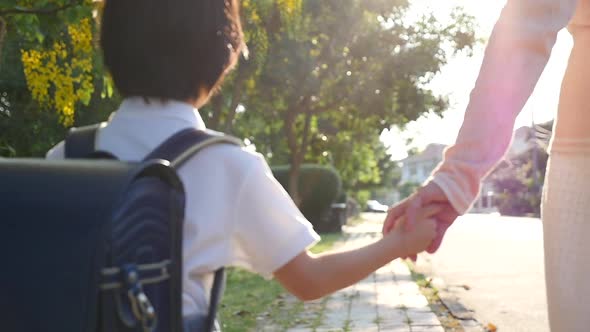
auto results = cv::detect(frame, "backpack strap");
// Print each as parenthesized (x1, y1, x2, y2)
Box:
(64, 123, 107, 159)
(143, 128, 242, 332)
(207, 269, 226, 331)
(143, 128, 243, 168)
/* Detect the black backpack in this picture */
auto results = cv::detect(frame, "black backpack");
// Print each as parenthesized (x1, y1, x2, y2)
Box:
(0, 124, 241, 332)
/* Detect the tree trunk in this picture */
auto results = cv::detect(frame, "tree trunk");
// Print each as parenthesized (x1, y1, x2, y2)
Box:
(209, 94, 223, 131)
(287, 159, 302, 206)
(0, 17, 6, 72)
(285, 111, 301, 205)
(285, 109, 313, 207)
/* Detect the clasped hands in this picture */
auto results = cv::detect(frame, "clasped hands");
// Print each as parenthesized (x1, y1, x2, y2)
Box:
(382, 182, 460, 260)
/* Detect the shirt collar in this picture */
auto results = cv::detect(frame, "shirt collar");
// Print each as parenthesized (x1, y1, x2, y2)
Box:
(112, 97, 206, 130)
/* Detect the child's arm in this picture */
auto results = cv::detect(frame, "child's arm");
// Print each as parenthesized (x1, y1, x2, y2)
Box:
(273, 205, 439, 301)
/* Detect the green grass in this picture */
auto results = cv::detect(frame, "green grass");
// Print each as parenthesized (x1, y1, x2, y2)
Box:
(309, 232, 345, 254)
(345, 215, 365, 226)
(309, 296, 330, 329)
(343, 319, 352, 331)
(219, 269, 284, 332)
(219, 232, 345, 331)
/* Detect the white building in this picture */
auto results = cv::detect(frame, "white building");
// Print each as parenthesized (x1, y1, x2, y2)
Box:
(399, 143, 446, 185)
(507, 126, 536, 157)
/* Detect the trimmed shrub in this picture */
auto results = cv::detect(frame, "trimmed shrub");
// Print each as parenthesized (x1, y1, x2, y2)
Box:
(272, 164, 342, 232)
(336, 191, 347, 204)
(398, 181, 420, 200)
(346, 196, 360, 218)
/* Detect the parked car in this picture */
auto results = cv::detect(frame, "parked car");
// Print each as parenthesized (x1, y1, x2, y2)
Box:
(366, 200, 388, 213)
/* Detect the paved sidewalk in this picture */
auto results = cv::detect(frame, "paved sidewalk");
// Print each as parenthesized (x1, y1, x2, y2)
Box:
(258, 221, 444, 332)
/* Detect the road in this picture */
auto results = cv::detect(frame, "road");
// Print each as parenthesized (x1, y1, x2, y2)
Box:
(361, 212, 549, 332)
(414, 214, 548, 332)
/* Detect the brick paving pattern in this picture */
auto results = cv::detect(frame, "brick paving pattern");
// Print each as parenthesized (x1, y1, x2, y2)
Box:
(258, 222, 444, 332)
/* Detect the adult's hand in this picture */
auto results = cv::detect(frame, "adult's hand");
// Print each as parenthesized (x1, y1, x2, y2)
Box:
(383, 182, 459, 255)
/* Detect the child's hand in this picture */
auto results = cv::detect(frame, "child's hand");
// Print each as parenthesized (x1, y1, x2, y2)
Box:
(387, 204, 441, 257)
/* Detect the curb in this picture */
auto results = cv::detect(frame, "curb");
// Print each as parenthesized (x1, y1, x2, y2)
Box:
(430, 277, 485, 332)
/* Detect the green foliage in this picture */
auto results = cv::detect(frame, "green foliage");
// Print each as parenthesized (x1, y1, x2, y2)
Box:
(2, 1, 102, 125)
(272, 164, 342, 230)
(2, 1, 94, 43)
(0, 26, 64, 156)
(398, 181, 420, 200)
(0, 25, 117, 157)
(0, 0, 117, 157)
(353, 190, 371, 210)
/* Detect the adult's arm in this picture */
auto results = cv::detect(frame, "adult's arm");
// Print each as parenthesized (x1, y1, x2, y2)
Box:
(430, 0, 578, 214)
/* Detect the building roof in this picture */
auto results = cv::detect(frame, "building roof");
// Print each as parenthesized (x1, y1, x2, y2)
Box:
(401, 143, 446, 164)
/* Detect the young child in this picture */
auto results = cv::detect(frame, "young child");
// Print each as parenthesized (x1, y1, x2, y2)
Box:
(46, 0, 437, 326)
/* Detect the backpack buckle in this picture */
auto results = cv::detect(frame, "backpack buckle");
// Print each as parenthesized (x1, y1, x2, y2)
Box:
(124, 265, 158, 332)
(99, 261, 172, 331)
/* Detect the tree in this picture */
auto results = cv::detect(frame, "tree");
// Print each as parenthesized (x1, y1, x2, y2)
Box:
(0, 0, 117, 157)
(0, 0, 304, 157)
(230, 0, 476, 204)
(203, 0, 303, 133)
(490, 146, 548, 217)
(398, 181, 420, 200)
(1, 1, 103, 125)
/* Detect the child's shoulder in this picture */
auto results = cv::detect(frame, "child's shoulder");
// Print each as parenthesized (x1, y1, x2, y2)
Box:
(185, 134, 269, 178)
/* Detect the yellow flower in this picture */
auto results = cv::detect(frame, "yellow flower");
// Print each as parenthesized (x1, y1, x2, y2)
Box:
(21, 17, 95, 126)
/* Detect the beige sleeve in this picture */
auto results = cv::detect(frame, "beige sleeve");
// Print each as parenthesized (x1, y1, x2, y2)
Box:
(429, 0, 577, 214)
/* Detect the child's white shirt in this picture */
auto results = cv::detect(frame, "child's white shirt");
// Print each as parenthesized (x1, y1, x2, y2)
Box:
(46, 97, 320, 316)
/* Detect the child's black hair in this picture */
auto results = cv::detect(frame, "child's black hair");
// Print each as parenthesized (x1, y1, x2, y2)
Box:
(101, 0, 244, 103)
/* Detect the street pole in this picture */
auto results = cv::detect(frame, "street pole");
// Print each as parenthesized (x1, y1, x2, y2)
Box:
(531, 107, 539, 194)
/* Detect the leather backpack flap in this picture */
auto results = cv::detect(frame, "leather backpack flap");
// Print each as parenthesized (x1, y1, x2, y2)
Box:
(0, 159, 137, 332)
(0, 158, 185, 332)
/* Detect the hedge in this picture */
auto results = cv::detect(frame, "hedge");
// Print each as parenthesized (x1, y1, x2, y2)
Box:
(271, 164, 343, 232)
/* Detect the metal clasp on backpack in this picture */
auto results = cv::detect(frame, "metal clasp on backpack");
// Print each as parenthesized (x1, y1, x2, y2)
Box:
(124, 265, 157, 332)
(100, 259, 172, 290)
(100, 260, 171, 331)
